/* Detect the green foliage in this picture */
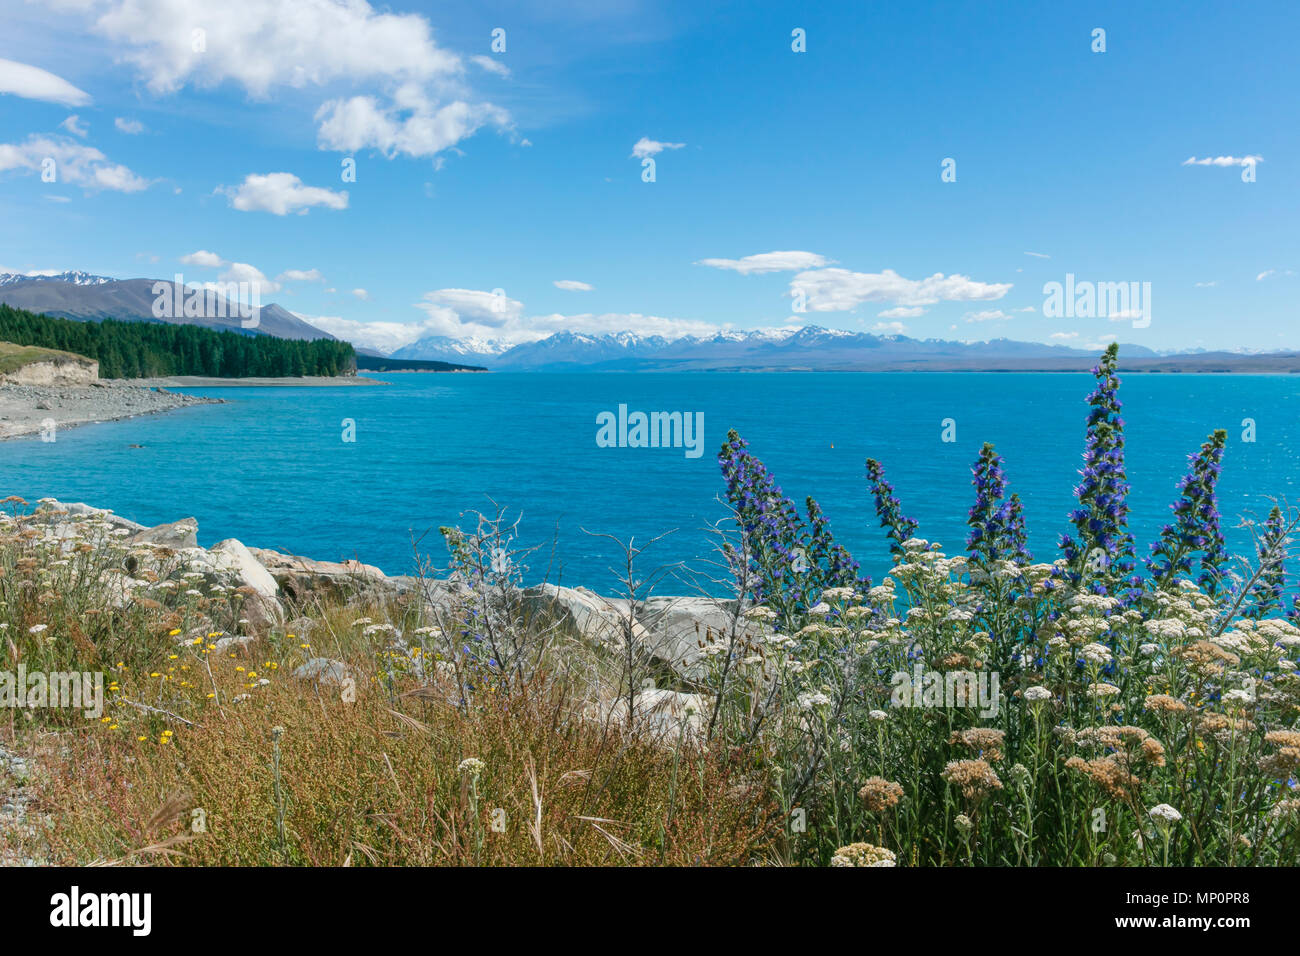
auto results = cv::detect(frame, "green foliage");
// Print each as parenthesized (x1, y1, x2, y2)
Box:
(0, 304, 355, 379)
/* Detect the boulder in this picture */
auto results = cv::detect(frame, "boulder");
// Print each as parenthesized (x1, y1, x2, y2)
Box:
(131, 518, 199, 550)
(639, 596, 759, 679)
(211, 539, 279, 603)
(33, 500, 145, 535)
(523, 583, 647, 648)
(248, 548, 388, 604)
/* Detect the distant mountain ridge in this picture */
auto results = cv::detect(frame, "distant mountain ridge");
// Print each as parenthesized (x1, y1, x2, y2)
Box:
(0, 270, 114, 288)
(0, 272, 334, 341)
(390, 326, 1300, 373)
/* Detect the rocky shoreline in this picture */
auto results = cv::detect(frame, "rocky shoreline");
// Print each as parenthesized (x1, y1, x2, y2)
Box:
(29, 499, 751, 736)
(0, 381, 223, 441)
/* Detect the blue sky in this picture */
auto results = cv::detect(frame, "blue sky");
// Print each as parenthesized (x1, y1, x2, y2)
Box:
(0, 0, 1295, 352)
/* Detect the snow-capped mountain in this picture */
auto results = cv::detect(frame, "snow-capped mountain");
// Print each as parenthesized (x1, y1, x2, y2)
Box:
(0, 270, 114, 288)
(390, 335, 513, 363)
(367, 325, 1294, 372)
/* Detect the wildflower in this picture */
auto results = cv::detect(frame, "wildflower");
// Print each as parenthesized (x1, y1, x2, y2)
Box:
(949, 728, 1006, 762)
(28, 624, 47, 635)
(941, 759, 1003, 801)
(797, 691, 831, 712)
(857, 777, 904, 813)
(1088, 682, 1121, 698)
(1024, 685, 1052, 702)
(1058, 344, 1137, 591)
(1146, 430, 1229, 596)
(1065, 756, 1139, 800)
(1148, 804, 1182, 827)
(965, 442, 1032, 567)
(829, 842, 896, 867)
(458, 757, 485, 779)
(1144, 694, 1187, 713)
(866, 458, 918, 555)
(1080, 642, 1113, 666)
(868, 709, 888, 722)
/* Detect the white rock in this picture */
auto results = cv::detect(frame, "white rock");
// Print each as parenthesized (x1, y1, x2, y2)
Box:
(639, 596, 759, 679)
(524, 583, 648, 647)
(292, 657, 350, 687)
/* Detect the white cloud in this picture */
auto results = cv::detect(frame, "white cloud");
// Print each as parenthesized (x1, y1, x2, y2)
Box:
(964, 309, 1010, 323)
(1257, 270, 1276, 281)
(278, 268, 324, 282)
(0, 58, 91, 106)
(180, 249, 227, 268)
(60, 115, 88, 137)
(217, 172, 348, 215)
(217, 261, 280, 295)
(93, 0, 460, 96)
(790, 268, 1011, 312)
(877, 306, 924, 319)
(698, 250, 831, 275)
(315, 87, 509, 159)
(872, 321, 907, 335)
(295, 313, 428, 353)
(1050, 332, 1078, 340)
(79, 1, 509, 163)
(114, 117, 145, 135)
(631, 137, 685, 159)
(415, 288, 522, 326)
(470, 55, 510, 77)
(1013, 305, 1036, 313)
(352, 288, 370, 300)
(0, 135, 148, 192)
(1195, 281, 1217, 288)
(1024, 251, 1050, 258)
(1183, 155, 1262, 167)
(553, 279, 594, 291)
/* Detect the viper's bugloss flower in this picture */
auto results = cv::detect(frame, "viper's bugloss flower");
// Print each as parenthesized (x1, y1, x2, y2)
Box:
(1146, 429, 1228, 595)
(866, 457, 917, 555)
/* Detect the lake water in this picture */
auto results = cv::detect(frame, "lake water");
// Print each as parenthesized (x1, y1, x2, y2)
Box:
(5, 371, 1299, 594)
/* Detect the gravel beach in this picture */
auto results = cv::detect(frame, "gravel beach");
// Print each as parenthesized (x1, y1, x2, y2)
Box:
(0, 381, 223, 441)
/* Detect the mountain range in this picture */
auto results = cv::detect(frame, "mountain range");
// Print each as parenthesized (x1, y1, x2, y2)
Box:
(5, 271, 1300, 373)
(0, 271, 334, 341)
(389, 326, 1300, 373)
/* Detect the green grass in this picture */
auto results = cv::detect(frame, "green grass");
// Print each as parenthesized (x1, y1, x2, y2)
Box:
(0, 340, 93, 376)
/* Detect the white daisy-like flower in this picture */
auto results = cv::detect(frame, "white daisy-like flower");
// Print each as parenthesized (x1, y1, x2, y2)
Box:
(1024, 686, 1052, 702)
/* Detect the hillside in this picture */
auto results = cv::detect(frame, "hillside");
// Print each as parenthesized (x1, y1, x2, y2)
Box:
(0, 304, 355, 379)
(354, 354, 486, 373)
(0, 272, 334, 341)
(0, 342, 97, 384)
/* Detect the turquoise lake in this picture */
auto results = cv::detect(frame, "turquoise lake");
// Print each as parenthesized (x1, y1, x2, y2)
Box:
(5, 372, 1299, 594)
